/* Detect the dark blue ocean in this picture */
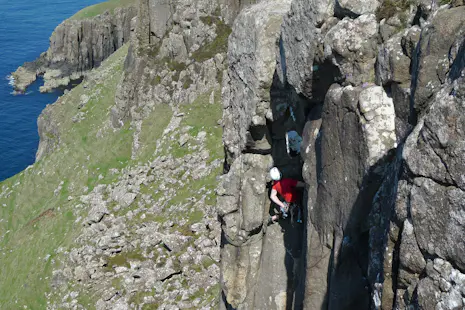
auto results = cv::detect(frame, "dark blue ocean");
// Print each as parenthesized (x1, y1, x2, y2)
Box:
(0, 0, 102, 181)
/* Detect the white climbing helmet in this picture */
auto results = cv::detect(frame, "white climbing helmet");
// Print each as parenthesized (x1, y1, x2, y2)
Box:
(270, 167, 282, 181)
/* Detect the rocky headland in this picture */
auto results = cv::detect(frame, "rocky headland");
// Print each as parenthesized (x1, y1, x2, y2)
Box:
(11, 3, 137, 94)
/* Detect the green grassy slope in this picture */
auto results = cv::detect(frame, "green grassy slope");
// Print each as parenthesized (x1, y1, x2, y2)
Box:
(71, 0, 136, 20)
(0, 46, 133, 308)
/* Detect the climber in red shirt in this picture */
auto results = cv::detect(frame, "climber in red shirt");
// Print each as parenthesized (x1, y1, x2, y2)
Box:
(268, 167, 305, 224)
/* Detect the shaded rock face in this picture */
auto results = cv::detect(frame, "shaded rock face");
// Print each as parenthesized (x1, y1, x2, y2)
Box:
(220, 1, 465, 309)
(12, 6, 137, 93)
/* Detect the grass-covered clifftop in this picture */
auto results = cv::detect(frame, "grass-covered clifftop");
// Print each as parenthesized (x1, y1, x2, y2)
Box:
(0, 41, 223, 308)
(71, 0, 137, 20)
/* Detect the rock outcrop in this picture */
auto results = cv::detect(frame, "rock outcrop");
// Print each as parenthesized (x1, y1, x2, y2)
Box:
(11, 5, 137, 93)
(219, 0, 465, 309)
(111, 0, 232, 127)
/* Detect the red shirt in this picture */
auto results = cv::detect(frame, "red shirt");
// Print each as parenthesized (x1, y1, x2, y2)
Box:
(272, 178, 300, 203)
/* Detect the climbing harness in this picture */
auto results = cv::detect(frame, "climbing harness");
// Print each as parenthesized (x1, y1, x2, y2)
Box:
(289, 202, 302, 224)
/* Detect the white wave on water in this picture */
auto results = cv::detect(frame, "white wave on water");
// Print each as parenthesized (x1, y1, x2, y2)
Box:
(6, 75, 33, 95)
(6, 75, 15, 87)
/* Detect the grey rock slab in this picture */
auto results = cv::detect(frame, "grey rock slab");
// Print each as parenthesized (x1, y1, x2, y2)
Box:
(377, 33, 411, 87)
(218, 154, 272, 245)
(410, 177, 465, 271)
(404, 77, 465, 189)
(162, 234, 192, 253)
(336, 0, 380, 17)
(220, 240, 263, 308)
(281, 0, 334, 96)
(399, 219, 426, 275)
(324, 14, 379, 85)
(222, 0, 292, 160)
(412, 7, 465, 115)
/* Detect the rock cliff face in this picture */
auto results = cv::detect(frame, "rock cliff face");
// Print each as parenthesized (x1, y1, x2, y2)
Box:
(11, 5, 137, 93)
(2, 0, 465, 309)
(218, 0, 465, 309)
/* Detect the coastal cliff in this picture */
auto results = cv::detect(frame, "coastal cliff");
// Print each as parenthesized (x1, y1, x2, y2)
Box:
(11, 2, 137, 93)
(0, 0, 464, 309)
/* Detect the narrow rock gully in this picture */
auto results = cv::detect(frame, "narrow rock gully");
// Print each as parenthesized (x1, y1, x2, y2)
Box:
(219, 41, 345, 309)
(251, 63, 322, 308)
(256, 57, 343, 309)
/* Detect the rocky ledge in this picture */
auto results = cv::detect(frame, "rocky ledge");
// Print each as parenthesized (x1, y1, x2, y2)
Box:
(11, 5, 136, 94)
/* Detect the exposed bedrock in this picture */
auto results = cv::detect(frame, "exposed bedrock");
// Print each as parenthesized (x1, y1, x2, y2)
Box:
(219, 0, 315, 309)
(392, 63, 465, 310)
(111, 0, 244, 126)
(410, 6, 465, 122)
(11, 6, 137, 93)
(368, 7, 465, 310)
(220, 0, 465, 309)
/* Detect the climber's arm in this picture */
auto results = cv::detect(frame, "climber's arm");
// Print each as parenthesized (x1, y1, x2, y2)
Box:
(270, 189, 287, 210)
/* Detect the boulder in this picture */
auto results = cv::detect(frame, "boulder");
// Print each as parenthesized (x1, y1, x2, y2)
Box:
(324, 14, 379, 85)
(398, 220, 426, 287)
(336, 0, 380, 17)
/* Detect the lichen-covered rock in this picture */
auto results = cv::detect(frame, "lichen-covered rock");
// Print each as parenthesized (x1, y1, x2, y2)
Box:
(414, 259, 465, 310)
(358, 86, 396, 166)
(324, 14, 379, 85)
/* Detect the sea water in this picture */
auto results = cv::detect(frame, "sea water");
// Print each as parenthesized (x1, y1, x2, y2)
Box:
(0, 0, 102, 181)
